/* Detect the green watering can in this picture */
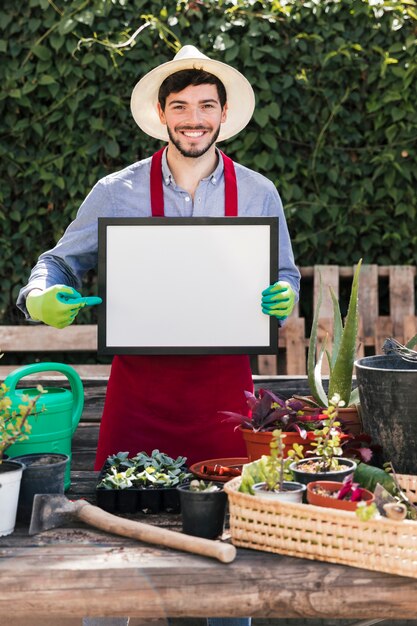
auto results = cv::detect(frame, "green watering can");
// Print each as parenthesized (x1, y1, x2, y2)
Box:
(5, 362, 84, 490)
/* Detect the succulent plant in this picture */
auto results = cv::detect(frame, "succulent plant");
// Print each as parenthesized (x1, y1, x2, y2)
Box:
(307, 259, 362, 407)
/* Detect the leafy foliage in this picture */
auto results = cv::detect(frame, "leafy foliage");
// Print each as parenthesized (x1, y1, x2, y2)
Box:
(221, 387, 324, 433)
(98, 449, 191, 489)
(1, 0, 417, 323)
(0, 380, 44, 460)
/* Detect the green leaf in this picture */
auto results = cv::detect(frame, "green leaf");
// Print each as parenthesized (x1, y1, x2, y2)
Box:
(39, 75, 56, 85)
(261, 134, 278, 150)
(329, 286, 343, 368)
(328, 259, 362, 405)
(95, 54, 109, 71)
(354, 463, 396, 494)
(32, 45, 52, 61)
(253, 109, 269, 128)
(74, 10, 95, 26)
(58, 17, 76, 35)
(105, 139, 120, 158)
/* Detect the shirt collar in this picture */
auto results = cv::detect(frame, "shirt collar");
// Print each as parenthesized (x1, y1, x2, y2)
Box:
(161, 147, 224, 187)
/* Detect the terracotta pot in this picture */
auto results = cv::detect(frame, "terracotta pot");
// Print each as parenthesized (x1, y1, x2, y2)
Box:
(239, 427, 316, 462)
(289, 457, 357, 495)
(306, 480, 374, 511)
(298, 396, 363, 436)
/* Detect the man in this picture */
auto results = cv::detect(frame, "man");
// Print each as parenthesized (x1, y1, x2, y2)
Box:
(18, 45, 300, 626)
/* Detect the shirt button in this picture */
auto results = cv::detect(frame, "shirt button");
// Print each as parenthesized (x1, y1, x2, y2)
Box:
(185, 196, 190, 202)
(212, 177, 217, 184)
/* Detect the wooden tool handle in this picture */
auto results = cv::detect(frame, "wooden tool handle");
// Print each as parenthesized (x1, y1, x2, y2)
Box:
(74, 501, 236, 563)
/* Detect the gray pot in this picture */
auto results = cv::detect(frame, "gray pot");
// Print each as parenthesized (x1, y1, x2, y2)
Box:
(253, 481, 306, 503)
(355, 354, 417, 473)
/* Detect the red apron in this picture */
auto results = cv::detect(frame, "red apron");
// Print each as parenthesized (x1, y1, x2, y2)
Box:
(94, 148, 252, 470)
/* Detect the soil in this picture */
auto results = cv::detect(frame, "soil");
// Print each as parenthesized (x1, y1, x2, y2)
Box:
(311, 484, 358, 501)
(26, 455, 64, 466)
(297, 460, 350, 473)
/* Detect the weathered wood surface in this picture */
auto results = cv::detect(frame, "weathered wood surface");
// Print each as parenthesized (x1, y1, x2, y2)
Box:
(2, 522, 417, 620)
(1, 264, 416, 377)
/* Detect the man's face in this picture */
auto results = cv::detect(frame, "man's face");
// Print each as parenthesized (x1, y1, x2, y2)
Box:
(157, 83, 227, 158)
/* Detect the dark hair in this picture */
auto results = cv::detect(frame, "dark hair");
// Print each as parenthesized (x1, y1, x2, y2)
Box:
(158, 69, 227, 110)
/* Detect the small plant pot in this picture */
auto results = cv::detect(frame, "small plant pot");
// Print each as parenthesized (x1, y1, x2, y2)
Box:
(307, 480, 375, 511)
(253, 481, 306, 503)
(239, 426, 316, 462)
(0, 460, 25, 536)
(177, 484, 227, 540)
(289, 457, 357, 501)
(12, 453, 69, 524)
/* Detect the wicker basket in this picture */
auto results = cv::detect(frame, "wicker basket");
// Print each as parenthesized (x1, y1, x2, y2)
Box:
(224, 474, 417, 578)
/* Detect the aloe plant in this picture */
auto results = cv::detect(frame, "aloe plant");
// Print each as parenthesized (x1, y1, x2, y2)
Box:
(307, 259, 362, 407)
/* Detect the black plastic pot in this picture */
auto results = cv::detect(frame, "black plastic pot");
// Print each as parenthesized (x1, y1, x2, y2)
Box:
(177, 485, 227, 540)
(290, 457, 357, 501)
(12, 453, 69, 523)
(355, 355, 417, 473)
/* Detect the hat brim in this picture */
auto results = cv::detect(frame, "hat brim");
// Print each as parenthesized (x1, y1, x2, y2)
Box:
(130, 55, 255, 142)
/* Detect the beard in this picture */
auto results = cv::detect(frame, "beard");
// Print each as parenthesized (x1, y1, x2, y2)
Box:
(167, 124, 221, 158)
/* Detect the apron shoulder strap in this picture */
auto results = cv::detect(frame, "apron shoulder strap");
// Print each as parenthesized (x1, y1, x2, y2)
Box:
(150, 147, 165, 217)
(150, 148, 238, 217)
(219, 150, 238, 217)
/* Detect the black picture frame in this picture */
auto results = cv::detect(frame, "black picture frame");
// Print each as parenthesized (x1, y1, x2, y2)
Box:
(98, 217, 278, 355)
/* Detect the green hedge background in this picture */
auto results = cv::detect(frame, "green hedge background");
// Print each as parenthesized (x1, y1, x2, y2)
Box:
(1, 0, 417, 324)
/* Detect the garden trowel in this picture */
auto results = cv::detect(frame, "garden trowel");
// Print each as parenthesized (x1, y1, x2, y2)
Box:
(29, 494, 236, 564)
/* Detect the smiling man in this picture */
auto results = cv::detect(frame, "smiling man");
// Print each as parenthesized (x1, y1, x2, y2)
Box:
(158, 76, 227, 158)
(18, 43, 300, 467)
(18, 43, 300, 626)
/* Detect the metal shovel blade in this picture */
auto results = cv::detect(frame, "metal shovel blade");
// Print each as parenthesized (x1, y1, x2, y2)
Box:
(29, 493, 77, 535)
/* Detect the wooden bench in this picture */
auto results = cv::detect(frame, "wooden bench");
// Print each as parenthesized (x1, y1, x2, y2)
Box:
(1, 264, 415, 377)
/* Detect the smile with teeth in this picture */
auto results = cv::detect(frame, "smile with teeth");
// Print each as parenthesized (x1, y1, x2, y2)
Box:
(178, 128, 209, 138)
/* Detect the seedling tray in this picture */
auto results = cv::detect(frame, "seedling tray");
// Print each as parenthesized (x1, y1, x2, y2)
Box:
(95, 461, 189, 514)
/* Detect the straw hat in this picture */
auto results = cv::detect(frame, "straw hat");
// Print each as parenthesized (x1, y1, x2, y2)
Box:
(130, 44, 255, 142)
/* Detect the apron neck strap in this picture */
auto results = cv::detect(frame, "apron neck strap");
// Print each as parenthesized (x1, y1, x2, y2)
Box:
(150, 147, 238, 217)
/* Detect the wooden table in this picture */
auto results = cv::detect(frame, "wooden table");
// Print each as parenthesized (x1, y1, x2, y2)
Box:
(1, 376, 417, 621)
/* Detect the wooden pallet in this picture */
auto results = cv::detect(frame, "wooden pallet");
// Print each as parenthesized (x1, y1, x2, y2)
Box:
(1, 265, 415, 377)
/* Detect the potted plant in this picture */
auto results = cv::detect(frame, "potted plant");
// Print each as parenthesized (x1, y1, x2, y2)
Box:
(252, 429, 306, 503)
(306, 474, 374, 511)
(355, 335, 417, 474)
(0, 379, 43, 536)
(13, 452, 70, 524)
(221, 388, 325, 461)
(177, 479, 228, 539)
(299, 259, 363, 435)
(96, 449, 191, 514)
(289, 394, 357, 490)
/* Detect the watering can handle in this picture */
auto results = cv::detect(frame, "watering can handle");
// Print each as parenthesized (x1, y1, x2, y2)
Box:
(3, 362, 84, 434)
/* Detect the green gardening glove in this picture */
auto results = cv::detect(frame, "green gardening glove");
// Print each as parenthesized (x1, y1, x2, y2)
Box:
(261, 281, 295, 321)
(26, 285, 102, 329)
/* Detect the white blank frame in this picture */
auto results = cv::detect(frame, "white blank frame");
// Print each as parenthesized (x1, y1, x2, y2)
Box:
(98, 217, 278, 355)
